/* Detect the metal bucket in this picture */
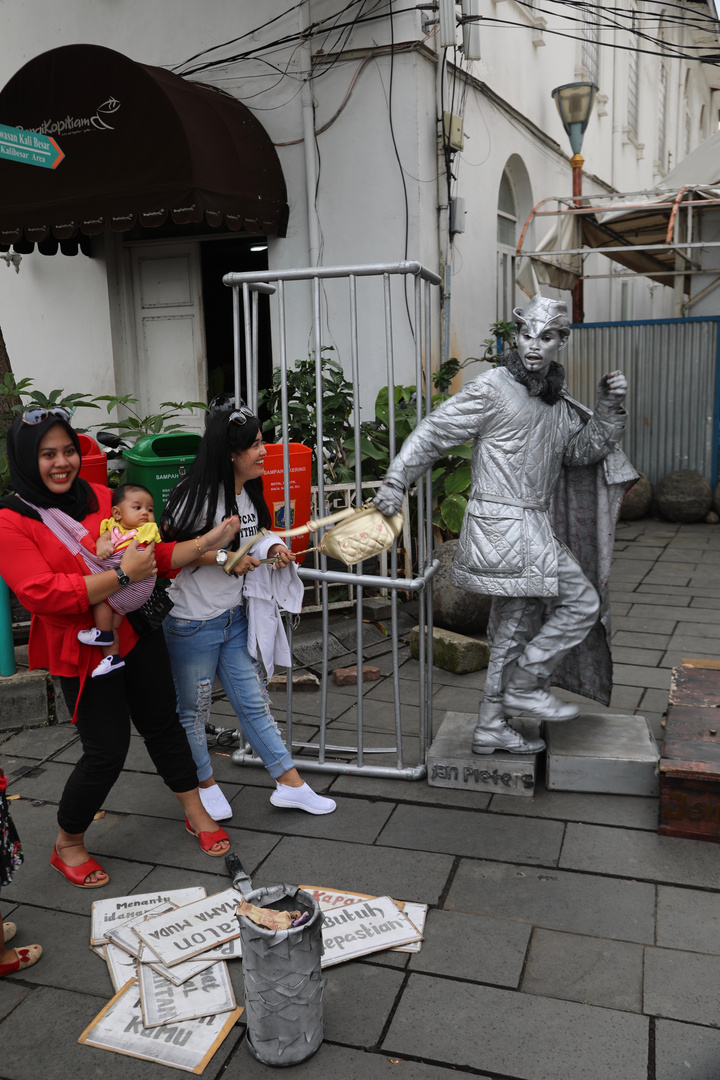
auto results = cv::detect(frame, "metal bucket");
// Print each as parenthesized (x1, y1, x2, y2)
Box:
(237, 884, 325, 1066)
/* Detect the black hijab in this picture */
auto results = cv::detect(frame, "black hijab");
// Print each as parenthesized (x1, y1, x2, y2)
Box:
(1, 414, 98, 521)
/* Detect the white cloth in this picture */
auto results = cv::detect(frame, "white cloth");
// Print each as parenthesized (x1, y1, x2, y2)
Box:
(167, 488, 256, 621)
(241, 530, 303, 678)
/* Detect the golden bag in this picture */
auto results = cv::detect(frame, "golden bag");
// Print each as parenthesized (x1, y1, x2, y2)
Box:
(224, 503, 404, 573)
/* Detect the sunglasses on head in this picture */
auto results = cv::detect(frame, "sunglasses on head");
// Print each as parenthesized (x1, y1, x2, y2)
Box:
(22, 406, 71, 426)
(228, 406, 255, 426)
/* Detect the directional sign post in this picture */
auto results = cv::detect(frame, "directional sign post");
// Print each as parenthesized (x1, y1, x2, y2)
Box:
(0, 123, 64, 169)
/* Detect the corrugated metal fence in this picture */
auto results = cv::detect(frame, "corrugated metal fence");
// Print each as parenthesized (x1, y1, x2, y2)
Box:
(565, 317, 720, 487)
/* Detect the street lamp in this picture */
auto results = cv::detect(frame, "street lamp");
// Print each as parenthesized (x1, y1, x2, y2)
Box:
(551, 82, 598, 323)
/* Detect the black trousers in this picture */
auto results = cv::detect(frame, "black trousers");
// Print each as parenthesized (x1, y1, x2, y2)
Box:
(57, 628, 198, 835)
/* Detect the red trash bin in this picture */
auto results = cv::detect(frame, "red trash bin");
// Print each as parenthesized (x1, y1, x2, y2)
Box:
(78, 433, 108, 487)
(262, 443, 312, 565)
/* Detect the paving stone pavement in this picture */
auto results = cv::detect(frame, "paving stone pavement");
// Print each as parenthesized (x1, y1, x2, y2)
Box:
(0, 517, 719, 1079)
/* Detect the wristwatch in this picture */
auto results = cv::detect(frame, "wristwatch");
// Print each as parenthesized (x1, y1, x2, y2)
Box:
(215, 550, 229, 567)
(115, 566, 130, 587)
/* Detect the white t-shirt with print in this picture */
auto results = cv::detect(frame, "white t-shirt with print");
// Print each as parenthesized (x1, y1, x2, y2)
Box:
(167, 487, 258, 621)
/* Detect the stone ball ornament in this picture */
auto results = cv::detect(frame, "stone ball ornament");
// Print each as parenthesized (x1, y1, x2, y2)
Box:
(620, 472, 653, 521)
(432, 539, 492, 635)
(655, 469, 712, 523)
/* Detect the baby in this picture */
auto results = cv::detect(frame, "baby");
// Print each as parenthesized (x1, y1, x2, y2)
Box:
(78, 483, 162, 678)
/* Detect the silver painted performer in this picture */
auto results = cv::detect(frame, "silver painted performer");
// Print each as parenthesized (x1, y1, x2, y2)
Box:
(374, 295, 637, 756)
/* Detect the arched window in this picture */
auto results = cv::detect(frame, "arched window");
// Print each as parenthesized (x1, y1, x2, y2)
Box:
(657, 62, 668, 172)
(497, 171, 517, 247)
(497, 169, 518, 321)
(683, 71, 692, 158)
(580, 10, 599, 84)
(627, 17, 640, 142)
(497, 160, 534, 322)
(656, 15, 669, 173)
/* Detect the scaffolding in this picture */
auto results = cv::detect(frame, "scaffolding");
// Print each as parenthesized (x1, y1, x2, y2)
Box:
(515, 186, 720, 314)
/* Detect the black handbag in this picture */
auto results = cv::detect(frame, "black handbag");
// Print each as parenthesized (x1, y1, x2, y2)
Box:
(126, 580, 174, 636)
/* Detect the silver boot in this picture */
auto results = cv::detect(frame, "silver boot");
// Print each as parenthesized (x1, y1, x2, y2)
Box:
(503, 662, 579, 723)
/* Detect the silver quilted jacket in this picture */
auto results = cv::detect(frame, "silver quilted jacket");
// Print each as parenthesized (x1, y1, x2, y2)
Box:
(384, 365, 628, 598)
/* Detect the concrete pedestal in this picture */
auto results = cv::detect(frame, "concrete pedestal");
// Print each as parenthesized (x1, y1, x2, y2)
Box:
(427, 711, 540, 797)
(545, 713, 659, 796)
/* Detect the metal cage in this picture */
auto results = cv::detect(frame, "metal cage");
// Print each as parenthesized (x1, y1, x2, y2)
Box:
(222, 261, 442, 780)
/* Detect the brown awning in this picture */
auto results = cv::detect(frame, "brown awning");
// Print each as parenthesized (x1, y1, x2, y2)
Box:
(0, 44, 289, 249)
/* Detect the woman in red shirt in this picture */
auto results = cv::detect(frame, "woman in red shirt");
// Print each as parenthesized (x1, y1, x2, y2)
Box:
(0, 408, 239, 888)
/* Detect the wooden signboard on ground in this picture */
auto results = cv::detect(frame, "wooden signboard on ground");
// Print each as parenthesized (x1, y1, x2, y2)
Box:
(302, 885, 428, 954)
(105, 904, 176, 957)
(143, 951, 221, 988)
(318, 895, 423, 967)
(91, 888, 207, 946)
(79, 980, 242, 1073)
(139, 962, 236, 1029)
(104, 942, 139, 993)
(134, 889, 243, 967)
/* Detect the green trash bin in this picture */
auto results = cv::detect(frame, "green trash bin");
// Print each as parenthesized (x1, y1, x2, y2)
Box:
(123, 432, 201, 515)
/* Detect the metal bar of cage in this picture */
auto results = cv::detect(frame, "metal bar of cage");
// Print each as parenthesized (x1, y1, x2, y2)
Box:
(222, 262, 442, 780)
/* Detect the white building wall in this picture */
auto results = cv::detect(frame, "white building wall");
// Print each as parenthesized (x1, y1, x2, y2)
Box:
(0, 0, 717, 422)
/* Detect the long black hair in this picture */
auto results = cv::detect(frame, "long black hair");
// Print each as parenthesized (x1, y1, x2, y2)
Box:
(160, 411, 270, 544)
(1, 413, 97, 521)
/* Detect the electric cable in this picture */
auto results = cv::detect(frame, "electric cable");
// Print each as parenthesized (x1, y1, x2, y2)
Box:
(474, 13, 720, 64)
(173, 5, 423, 78)
(518, 0, 720, 55)
(176, 0, 719, 83)
(173, 0, 308, 72)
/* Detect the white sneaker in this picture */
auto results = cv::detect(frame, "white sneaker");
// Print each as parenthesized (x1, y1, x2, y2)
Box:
(269, 782, 336, 815)
(78, 628, 115, 646)
(199, 783, 233, 821)
(91, 654, 125, 678)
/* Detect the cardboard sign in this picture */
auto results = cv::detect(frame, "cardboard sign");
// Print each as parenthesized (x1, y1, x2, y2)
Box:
(105, 904, 176, 958)
(318, 896, 423, 967)
(105, 943, 139, 993)
(134, 889, 243, 967)
(139, 962, 236, 1029)
(197, 937, 241, 962)
(393, 902, 428, 954)
(91, 888, 207, 945)
(79, 980, 243, 1073)
(301, 885, 428, 954)
(143, 952, 220, 988)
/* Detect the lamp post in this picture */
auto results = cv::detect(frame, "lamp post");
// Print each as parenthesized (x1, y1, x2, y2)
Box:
(551, 82, 598, 323)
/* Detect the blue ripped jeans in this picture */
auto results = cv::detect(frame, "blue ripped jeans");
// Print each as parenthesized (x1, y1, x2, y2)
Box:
(163, 606, 295, 782)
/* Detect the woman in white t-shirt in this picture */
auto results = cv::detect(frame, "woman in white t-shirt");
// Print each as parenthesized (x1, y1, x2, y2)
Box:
(160, 404, 335, 822)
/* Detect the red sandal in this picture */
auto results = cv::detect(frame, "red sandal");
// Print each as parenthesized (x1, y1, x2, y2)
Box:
(50, 847, 109, 888)
(185, 818, 230, 857)
(0, 944, 42, 978)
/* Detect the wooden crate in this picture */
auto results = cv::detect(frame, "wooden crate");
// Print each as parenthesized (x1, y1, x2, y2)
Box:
(659, 660, 720, 842)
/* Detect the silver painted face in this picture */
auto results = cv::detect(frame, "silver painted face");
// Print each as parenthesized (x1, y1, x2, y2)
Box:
(517, 327, 563, 375)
